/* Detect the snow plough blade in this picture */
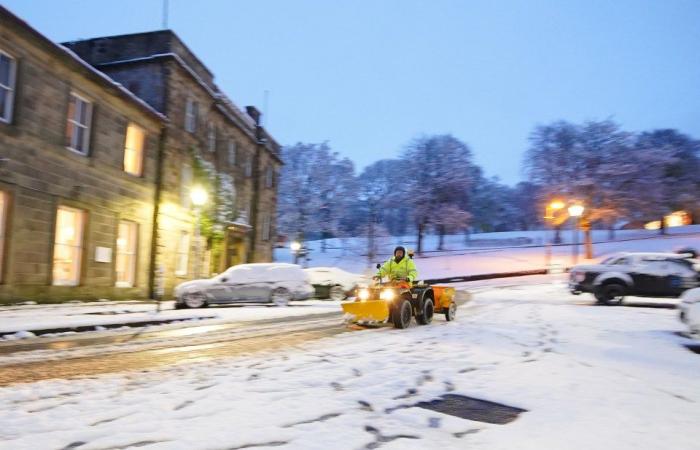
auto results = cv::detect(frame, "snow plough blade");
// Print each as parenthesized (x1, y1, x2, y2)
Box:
(341, 300, 390, 324)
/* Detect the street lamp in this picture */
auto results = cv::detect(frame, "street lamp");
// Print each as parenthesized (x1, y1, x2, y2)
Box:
(568, 204, 584, 266)
(290, 241, 301, 265)
(544, 200, 566, 268)
(190, 185, 208, 278)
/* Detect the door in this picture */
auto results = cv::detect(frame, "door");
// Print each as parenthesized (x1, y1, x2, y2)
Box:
(633, 260, 671, 296)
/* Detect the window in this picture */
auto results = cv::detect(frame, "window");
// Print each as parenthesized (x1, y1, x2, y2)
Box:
(207, 122, 216, 152)
(181, 163, 193, 208)
(262, 213, 271, 241)
(244, 154, 253, 177)
(65, 92, 93, 155)
(0, 191, 7, 283)
(175, 231, 190, 276)
(228, 140, 237, 166)
(115, 221, 138, 287)
(265, 166, 274, 188)
(123, 123, 145, 176)
(185, 98, 198, 133)
(53, 206, 85, 286)
(0, 50, 17, 124)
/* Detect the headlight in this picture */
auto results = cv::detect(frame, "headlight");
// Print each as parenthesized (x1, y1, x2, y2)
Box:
(358, 288, 370, 301)
(380, 289, 396, 301)
(573, 272, 585, 282)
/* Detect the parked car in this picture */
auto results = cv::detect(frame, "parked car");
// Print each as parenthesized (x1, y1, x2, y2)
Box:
(569, 252, 700, 305)
(303, 267, 369, 300)
(679, 287, 700, 335)
(174, 263, 315, 309)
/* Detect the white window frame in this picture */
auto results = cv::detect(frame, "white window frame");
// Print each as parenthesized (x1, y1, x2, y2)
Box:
(175, 231, 190, 276)
(228, 140, 237, 166)
(115, 221, 138, 288)
(65, 92, 93, 155)
(0, 49, 17, 124)
(123, 123, 145, 176)
(52, 206, 85, 286)
(265, 166, 274, 188)
(0, 191, 7, 283)
(207, 122, 216, 152)
(185, 98, 198, 133)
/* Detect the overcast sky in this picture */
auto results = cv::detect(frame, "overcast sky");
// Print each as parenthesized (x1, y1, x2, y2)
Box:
(5, 0, 700, 184)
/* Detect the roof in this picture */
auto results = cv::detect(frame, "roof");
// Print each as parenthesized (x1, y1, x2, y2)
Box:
(0, 5, 167, 124)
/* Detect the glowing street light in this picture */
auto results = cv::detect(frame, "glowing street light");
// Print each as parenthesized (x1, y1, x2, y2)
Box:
(568, 204, 584, 217)
(568, 203, 585, 265)
(290, 241, 301, 252)
(190, 185, 208, 207)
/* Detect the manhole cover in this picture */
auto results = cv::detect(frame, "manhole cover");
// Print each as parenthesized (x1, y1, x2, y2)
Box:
(415, 394, 527, 424)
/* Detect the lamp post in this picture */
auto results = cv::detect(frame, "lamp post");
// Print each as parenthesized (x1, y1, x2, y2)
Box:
(290, 240, 301, 265)
(568, 204, 585, 266)
(190, 185, 208, 278)
(544, 200, 565, 269)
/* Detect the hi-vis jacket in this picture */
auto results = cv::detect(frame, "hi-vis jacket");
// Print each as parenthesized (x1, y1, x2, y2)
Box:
(377, 257, 418, 282)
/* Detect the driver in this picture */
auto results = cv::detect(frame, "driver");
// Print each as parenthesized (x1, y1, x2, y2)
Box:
(375, 246, 418, 283)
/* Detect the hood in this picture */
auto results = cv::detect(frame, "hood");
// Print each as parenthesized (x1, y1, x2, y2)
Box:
(174, 278, 215, 293)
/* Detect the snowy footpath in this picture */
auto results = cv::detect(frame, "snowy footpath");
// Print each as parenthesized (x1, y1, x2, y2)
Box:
(1, 282, 699, 450)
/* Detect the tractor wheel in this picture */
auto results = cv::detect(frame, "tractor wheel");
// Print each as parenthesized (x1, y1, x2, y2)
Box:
(416, 298, 434, 325)
(445, 303, 457, 321)
(392, 298, 412, 329)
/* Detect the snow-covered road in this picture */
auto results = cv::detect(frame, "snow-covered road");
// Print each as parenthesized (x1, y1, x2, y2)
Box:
(1, 282, 699, 450)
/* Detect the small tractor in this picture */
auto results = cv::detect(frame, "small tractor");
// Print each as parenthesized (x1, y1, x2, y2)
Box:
(341, 267, 460, 329)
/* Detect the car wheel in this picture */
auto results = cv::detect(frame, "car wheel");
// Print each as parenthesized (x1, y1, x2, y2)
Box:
(271, 287, 292, 307)
(598, 283, 626, 305)
(329, 285, 346, 301)
(392, 298, 412, 329)
(445, 303, 457, 321)
(416, 298, 434, 325)
(183, 291, 208, 309)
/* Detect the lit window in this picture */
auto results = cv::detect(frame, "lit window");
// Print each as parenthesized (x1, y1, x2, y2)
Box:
(0, 191, 7, 283)
(208, 122, 216, 152)
(0, 50, 17, 124)
(123, 124, 145, 176)
(175, 231, 190, 276)
(181, 163, 193, 208)
(185, 98, 198, 133)
(65, 92, 93, 155)
(53, 206, 85, 286)
(228, 140, 236, 165)
(115, 221, 138, 287)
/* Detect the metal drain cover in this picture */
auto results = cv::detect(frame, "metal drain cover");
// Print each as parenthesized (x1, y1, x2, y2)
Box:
(415, 394, 527, 424)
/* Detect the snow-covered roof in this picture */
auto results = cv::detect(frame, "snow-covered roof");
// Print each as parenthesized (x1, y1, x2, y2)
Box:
(0, 6, 167, 123)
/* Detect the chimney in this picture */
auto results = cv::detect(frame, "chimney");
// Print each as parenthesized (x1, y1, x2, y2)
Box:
(245, 106, 261, 126)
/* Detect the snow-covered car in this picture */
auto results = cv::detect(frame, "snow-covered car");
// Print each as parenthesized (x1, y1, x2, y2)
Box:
(174, 263, 315, 309)
(303, 267, 369, 300)
(679, 288, 700, 335)
(569, 252, 700, 305)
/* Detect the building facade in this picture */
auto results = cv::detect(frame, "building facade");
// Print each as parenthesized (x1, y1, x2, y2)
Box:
(0, 7, 281, 302)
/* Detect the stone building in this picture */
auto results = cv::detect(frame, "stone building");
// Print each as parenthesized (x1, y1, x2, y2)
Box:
(0, 6, 165, 302)
(63, 30, 282, 298)
(0, 6, 281, 302)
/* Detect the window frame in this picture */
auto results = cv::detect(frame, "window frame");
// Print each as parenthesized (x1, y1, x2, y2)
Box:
(0, 191, 7, 283)
(207, 122, 216, 152)
(244, 154, 253, 177)
(0, 49, 17, 124)
(185, 98, 198, 133)
(115, 221, 138, 288)
(52, 205, 85, 287)
(123, 123, 145, 176)
(180, 162, 193, 208)
(65, 91, 93, 156)
(227, 140, 237, 166)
